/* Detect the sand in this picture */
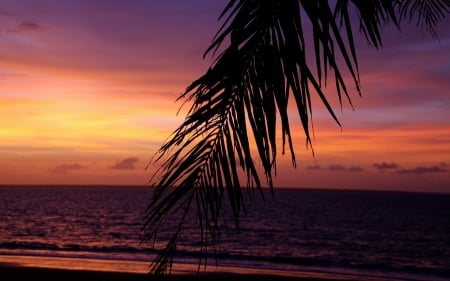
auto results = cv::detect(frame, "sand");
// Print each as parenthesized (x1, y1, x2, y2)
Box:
(0, 255, 392, 281)
(0, 264, 368, 281)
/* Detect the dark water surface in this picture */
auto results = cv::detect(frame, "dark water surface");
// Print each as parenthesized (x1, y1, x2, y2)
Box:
(1, 186, 449, 279)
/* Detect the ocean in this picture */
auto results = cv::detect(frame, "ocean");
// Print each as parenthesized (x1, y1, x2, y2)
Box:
(1, 186, 449, 280)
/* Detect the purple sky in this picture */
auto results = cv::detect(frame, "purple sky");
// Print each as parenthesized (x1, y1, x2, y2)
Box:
(0, 1, 449, 192)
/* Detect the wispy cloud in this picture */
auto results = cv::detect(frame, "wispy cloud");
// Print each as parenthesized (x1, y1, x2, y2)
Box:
(347, 166, 364, 172)
(306, 164, 364, 172)
(8, 21, 45, 33)
(328, 164, 364, 172)
(328, 164, 346, 171)
(49, 163, 85, 174)
(306, 164, 321, 170)
(373, 162, 399, 170)
(0, 10, 13, 16)
(396, 164, 448, 175)
(110, 157, 139, 170)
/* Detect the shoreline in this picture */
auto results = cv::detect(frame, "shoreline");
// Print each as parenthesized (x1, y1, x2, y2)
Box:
(0, 255, 442, 281)
(0, 264, 385, 281)
(2, 184, 449, 195)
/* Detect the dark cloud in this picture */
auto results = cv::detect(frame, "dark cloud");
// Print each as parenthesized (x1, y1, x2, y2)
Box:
(373, 162, 399, 170)
(396, 165, 449, 175)
(49, 163, 85, 174)
(347, 166, 364, 172)
(329, 164, 346, 171)
(328, 164, 364, 172)
(306, 164, 365, 172)
(110, 157, 139, 170)
(0, 10, 13, 16)
(306, 164, 321, 170)
(8, 21, 45, 33)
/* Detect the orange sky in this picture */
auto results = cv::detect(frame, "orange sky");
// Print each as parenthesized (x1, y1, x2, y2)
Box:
(0, 1, 449, 193)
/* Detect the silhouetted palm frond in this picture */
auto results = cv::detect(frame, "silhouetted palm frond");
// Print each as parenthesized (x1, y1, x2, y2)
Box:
(143, 0, 448, 276)
(397, 0, 450, 37)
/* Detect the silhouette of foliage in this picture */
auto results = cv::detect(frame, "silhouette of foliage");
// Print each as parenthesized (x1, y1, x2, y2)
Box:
(143, 0, 448, 276)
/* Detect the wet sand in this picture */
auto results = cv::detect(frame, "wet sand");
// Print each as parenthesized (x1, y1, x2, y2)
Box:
(0, 255, 395, 281)
(0, 264, 368, 281)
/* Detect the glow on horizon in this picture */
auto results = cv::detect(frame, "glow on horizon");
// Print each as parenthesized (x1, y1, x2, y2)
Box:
(0, 1, 449, 192)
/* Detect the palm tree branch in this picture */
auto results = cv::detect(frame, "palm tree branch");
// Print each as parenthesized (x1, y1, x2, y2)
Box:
(397, 0, 449, 37)
(145, 0, 448, 276)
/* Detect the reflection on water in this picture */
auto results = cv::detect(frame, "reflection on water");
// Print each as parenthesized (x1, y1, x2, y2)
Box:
(2, 187, 147, 253)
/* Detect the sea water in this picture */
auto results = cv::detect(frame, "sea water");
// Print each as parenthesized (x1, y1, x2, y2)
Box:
(0, 186, 449, 280)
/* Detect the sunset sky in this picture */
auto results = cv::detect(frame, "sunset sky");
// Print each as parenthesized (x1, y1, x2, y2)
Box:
(0, 1, 449, 193)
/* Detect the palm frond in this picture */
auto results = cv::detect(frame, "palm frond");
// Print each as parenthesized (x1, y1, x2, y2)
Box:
(143, 0, 448, 276)
(396, 0, 450, 37)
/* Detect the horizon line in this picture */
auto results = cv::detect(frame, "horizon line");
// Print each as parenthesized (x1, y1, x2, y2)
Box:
(0, 184, 448, 195)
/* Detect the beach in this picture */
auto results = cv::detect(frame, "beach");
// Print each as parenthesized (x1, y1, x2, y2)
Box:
(0, 266, 346, 281)
(0, 255, 395, 281)
(0, 260, 392, 281)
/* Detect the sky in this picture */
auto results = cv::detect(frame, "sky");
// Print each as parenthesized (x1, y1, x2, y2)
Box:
(0, 1, 449, 193)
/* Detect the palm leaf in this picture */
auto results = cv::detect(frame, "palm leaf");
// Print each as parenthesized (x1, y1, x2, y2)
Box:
(397, 0, 450, 37)
(144, 0, 448, 276)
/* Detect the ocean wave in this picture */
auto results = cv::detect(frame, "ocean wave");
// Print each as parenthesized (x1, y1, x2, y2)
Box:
(0, 241, 148, 255)
(2, 187, 450, 280)
(1, 245, 449, 280)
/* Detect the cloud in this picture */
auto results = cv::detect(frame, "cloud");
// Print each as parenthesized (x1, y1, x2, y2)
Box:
(328, 164, 364, 172)
(373, 162, 399, 170)
(0, 10, 13, 16)
(110, 157, 139, 170)
(49, 163, 85, 174)
(328, 164, 346, 171)
(8, 21, 45, 33)
(396, 165, 448, 175)
(347, 166, 364, 172)
(305, 164, 364, 172)
(306, 164, 321, 170)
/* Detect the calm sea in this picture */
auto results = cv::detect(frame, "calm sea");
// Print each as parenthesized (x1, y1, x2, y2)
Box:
(0, 186, 449, 280)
